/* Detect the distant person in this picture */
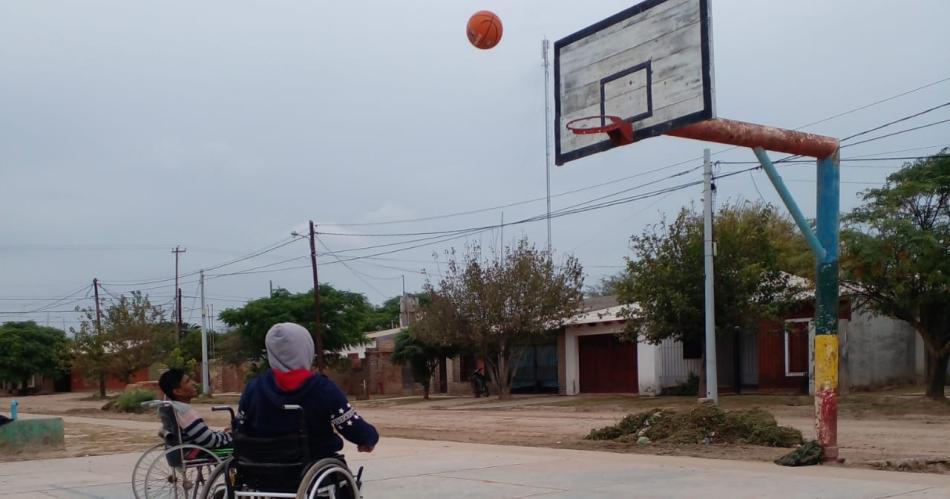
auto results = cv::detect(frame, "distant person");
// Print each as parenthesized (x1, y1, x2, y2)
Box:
(471, 367, 489, 398)
(239, 322, 379, 459)
(158, 368, 232, 449)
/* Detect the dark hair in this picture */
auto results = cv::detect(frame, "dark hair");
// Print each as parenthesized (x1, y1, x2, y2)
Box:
(159, 369, 186, 400)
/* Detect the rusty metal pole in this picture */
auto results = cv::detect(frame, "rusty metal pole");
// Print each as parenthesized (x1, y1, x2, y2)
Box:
(814, 150, 840, 462)
(309, 221, 326, 371)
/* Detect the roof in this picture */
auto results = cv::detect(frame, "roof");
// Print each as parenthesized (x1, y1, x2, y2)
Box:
(563, 296, 639, 326)
(365, 326, 403, 340)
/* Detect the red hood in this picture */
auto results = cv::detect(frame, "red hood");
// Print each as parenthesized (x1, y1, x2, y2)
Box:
(271, 368, 314, 392)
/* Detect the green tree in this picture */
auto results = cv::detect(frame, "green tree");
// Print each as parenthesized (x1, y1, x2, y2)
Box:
(414, 239, 585, 399)
(218, 285, 372, 364)
(585, 273, 625, 298)
(0, 321, 70, 391)
(391, 328, 455, 400)
(363, 293, 433, 331)
(841, 151, 950, 400)
(616, 202, 804, 388)
(72, 292, 174, 397)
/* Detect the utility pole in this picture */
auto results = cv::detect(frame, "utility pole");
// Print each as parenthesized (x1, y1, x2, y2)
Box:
(542, 39, 553, 253)
(93, 278, 106, 398)
(401, 274, 407, 327)
(703, 149, 719, 403)
(309, 221, 326, 371)
(500, 211, 504, 255)
(200, 270, 210, 396)
(172, 246, 186, 343)
(269, 280, 273, 297)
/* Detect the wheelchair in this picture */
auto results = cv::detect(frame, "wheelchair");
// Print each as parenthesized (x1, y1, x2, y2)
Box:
(132, 400, 233, 499)
(199, 404, 363, 499)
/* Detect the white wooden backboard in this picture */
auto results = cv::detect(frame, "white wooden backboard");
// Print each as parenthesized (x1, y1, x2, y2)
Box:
(554, 0, 715, 165)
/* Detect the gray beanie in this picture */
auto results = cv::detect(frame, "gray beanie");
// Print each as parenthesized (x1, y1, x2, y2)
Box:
(265, 322, 315, 372)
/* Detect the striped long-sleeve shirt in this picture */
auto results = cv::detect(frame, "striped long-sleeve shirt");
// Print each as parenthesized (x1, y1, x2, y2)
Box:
(170, 401, 232, 449)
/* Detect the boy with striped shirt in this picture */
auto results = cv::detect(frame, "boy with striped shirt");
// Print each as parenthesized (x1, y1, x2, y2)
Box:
(158, 368, 232, 449)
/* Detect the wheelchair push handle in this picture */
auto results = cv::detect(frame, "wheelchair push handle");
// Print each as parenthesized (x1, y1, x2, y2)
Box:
(211, 405, 236, 421)
(140, 399, 171, 409)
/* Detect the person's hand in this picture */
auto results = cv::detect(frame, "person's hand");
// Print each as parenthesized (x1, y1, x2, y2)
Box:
(357, 444, 374, 453)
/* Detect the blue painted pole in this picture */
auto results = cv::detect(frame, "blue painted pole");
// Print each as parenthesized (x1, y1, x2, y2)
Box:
(814, 150, 840, 462)
(753, 147, 826, 261)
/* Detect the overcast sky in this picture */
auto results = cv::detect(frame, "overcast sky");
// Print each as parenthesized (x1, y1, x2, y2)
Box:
(2, 0, 949, 332)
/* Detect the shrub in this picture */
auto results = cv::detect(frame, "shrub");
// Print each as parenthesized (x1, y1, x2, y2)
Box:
(662, 373, 700, 396)
(114, 389, 157, 413)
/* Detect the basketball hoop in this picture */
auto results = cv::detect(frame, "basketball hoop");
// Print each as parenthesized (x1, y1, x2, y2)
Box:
(566, 115, 634, 146)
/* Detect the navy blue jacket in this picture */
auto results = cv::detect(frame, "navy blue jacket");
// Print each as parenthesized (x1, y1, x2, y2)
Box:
(238, 371, 379, 459)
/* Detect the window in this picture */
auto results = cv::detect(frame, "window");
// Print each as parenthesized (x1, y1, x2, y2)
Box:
(784, 319, 810, 377)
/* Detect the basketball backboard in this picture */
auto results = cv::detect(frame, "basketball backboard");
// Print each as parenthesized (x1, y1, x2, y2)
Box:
(554, 0, 715, 165)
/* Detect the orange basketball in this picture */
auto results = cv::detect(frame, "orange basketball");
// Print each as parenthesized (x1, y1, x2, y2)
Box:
(467, 10, 503, 50)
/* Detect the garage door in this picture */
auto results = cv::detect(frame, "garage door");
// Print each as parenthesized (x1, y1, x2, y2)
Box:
(578, 334, 638, 393)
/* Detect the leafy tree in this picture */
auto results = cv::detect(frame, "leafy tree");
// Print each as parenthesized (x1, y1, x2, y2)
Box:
(166, 323, 207, 373)
(218, 285, 372, 364)
(841, 151, 950, 399)
(585, 273, 625, 298)
(615, 202, 804, 389)
(414, 239, 584, 399)
(391, 328, 455, 400)
(72, 292, 175, 397)
(363, 293, 433, 331)
(0, 321, 70, 391)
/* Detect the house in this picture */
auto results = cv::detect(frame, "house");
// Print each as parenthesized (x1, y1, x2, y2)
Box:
(556, 294, 929, 396)
(70, 365, 156, 392)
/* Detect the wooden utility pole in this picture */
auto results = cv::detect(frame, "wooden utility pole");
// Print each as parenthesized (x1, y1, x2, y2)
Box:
(309, 221, 326, 371)
(172, 246, 186, 343)
(92, 278, 106, 398)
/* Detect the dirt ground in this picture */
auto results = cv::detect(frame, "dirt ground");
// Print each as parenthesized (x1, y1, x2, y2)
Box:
(2, 388, 949, 472)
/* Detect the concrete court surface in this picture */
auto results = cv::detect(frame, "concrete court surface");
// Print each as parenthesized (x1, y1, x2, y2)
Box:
(3, 438, 950, 498)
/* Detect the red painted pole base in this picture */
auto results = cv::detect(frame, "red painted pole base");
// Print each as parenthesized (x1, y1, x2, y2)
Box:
(816, 387, 839, 462)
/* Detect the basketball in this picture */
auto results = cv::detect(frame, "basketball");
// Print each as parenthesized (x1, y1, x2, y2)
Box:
(467, 10, 503, 50)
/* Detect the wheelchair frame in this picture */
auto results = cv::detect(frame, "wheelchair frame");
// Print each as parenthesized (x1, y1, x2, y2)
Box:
(131, 400, 232, 499)
(199, 404, 363, 499)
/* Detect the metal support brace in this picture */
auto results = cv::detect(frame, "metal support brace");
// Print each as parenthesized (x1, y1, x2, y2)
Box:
(753, 147, 827, 261)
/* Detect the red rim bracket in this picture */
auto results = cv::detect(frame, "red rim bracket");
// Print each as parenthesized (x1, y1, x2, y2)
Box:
(566, 115, 634, 146)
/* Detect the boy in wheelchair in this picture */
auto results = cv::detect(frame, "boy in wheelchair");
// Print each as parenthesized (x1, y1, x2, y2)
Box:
(158, 368, 233, 449)
(224, 322, 378, 496)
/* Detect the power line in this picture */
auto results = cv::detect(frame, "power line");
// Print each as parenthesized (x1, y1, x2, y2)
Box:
(792, 76, 950, 131)
(841, 118, 950, 149)
(839, 101, 950, 143)
(316, 236, 391, 299)
(100, 237, 302, 287)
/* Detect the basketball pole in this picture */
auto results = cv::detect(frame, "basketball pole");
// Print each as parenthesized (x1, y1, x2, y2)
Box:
(668, 118, 841, 462)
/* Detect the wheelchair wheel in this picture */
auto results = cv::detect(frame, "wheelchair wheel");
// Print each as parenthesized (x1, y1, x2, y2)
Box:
(197, 462, 229, 499)
(143, 444, 223, 499)
(297, 458, 361, 499)
(132, 443, 166, 499)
